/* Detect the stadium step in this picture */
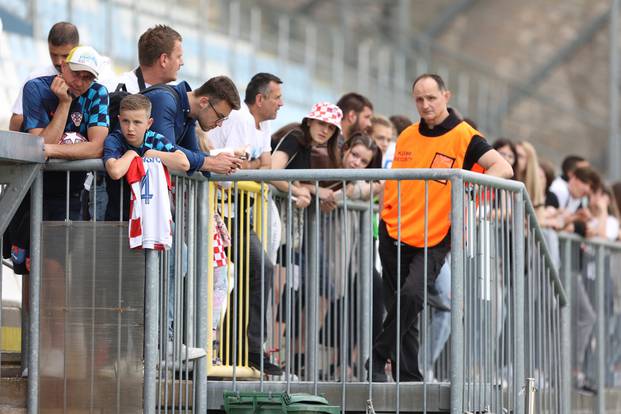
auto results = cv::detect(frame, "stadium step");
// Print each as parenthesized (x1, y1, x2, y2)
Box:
(0, 377, 26, 411)
(1, 353, 22, 378)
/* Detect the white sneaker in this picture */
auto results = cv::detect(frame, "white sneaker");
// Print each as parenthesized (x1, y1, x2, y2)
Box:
(424, 369, 437, 383)
(166, 342, 206, 360)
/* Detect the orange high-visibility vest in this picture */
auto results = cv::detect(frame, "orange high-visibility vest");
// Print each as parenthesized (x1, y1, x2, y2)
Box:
(382, 120, 482, 247)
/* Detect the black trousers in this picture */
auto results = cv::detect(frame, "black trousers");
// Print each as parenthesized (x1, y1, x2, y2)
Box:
(374, 220, 450, 381)
(227, 219, 274, 355)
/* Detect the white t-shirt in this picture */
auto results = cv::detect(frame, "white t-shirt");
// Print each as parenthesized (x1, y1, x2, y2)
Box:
(383, 142, 396, 169)
(12, 64, 58, 114)
(550, 176, 583, 213)
(208, 102, 271, 157)
(101, 69, 152, 94)
(589, 215, 620, 241)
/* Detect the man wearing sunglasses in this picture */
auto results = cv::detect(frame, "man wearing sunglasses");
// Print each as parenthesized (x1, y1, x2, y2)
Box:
(143, 75, 244, 175)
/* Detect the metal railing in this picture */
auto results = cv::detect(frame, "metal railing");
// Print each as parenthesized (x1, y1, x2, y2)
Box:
(3, 157, 571, 413)
(559, 232, 621, 414)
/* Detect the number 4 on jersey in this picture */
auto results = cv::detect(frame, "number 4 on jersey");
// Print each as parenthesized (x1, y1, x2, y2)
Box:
(141, 170, 153, 204)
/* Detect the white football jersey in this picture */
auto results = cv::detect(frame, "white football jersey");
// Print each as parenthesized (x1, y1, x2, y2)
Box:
(126, 157, 173, 250)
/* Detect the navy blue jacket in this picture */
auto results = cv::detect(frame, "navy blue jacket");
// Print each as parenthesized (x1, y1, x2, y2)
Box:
(143, 81, 206, 174)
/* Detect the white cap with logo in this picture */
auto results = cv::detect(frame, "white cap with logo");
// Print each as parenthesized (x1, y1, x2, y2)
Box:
(66, 46, 101, 78)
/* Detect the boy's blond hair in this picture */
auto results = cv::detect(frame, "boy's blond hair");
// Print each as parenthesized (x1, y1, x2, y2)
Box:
(120, 94, 152, 117)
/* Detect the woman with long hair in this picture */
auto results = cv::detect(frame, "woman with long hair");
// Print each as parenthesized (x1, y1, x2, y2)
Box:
(270, 103, 343, 377)
(271, 102, 342, 208)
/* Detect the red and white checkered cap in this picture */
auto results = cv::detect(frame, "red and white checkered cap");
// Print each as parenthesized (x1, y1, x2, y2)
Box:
(304, 102, 343, 131)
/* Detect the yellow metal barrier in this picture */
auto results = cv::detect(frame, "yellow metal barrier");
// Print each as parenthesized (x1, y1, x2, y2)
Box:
(206, 181, 269, 378)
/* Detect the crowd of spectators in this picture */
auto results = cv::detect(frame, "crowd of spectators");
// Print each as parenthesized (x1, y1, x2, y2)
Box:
(3, 21, 621, 388)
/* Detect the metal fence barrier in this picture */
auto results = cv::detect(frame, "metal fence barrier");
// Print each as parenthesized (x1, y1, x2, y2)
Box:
(3, 158, 573, 413)
(207, 168, 566, 414)
(559, 232, 621, 414)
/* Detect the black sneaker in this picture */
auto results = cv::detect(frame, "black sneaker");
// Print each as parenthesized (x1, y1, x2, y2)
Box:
(426, 289, 450, 312)
(248, 352, 283, 376)
(364, 352, 388, 382)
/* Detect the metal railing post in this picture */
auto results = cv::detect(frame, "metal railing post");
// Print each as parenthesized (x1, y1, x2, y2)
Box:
(596, 245, 606, 414)
(306, 207, 319, 382)
(560, 237, 572, 414)
(144, 249, 160, 413)
(450, 175, 465, 414)
(513, 190, 526, 414)
(27, 172, 42, 414)
(195, 180, 209, 412)
(358, 204, 372, 380)
(525, 377, 536, 414)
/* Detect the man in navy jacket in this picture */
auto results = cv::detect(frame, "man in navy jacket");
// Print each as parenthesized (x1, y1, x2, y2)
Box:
(144, 76, 243, 175)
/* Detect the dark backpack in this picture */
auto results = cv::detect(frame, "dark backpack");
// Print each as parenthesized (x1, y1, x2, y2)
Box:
(107, 68, 180, 131)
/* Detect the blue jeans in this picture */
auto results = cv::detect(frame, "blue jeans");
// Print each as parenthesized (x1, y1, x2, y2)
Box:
(423, 256, 451, 370)
(88, 174, 108, 221)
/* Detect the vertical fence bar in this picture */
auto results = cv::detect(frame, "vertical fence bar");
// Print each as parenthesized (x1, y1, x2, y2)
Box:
(195, 181, 209, 413)
(187, 182, 196, 348)
(340, 184, 349, 411)
(513, 190, 525, 414)
(285, 185, 293, 391)
(144, 249, 160, 413)
(560, 237, 572, 413)
(423, 180, 429, 412)
(596, 245, 606, 414)
(450, 175, 465, 414)
(307, 206, 318, 383)
(27, 172, 42, 414)
(259, 183, 266, 389)
(359, 201, 372, 382)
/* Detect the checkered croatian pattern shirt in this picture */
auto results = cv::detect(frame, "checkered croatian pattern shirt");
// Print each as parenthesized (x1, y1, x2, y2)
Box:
(103, 130, 177, 165)
(22, 75, 109, 136)
(72, 84, 109, 135)
(142, 130, 175, 153)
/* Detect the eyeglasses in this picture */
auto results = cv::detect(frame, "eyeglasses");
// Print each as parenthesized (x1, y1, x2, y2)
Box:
(208, 100, 228, 123)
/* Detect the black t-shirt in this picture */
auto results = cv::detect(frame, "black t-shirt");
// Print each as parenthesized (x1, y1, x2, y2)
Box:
(272, 130, 312, 170)
(463, 135, 493, 170)
(545, 190, 560, 209)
